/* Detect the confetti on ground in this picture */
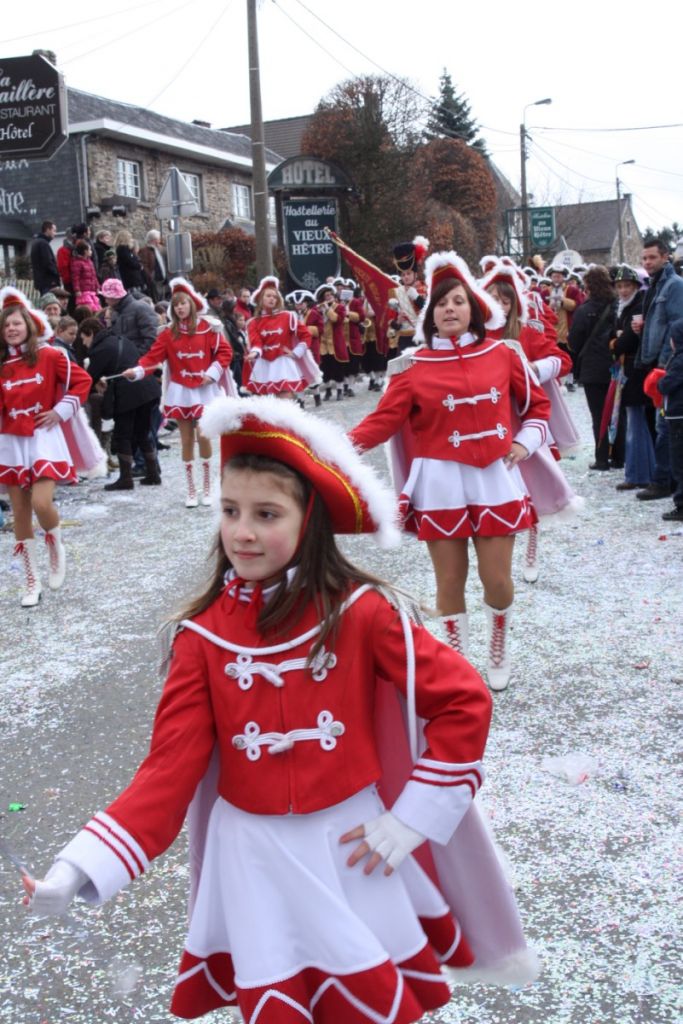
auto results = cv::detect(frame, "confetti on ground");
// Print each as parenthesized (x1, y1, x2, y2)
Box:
(1, 393, 681, 1023)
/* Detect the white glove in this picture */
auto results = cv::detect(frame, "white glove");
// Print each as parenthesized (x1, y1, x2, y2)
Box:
(362, 811, 425, 870)
(27, 860, 88, 916)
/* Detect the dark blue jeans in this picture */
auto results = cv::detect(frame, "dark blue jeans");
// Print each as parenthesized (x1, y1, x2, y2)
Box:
(652, 412, 673, 489)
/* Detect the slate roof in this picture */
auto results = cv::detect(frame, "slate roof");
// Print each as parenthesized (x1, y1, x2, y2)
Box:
(222, 114, 314, 161)
(67, 88, 282, 165)
(553, 198, 638, 253)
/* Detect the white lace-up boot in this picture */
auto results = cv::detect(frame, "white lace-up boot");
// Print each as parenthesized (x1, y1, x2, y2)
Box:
(439, 614, 469, 657)
(15, 539, 42, 607)
(523, 524, 539, 583)
(45, 527, 66, 590)
(184, 461, 198, 508)
(484, 602, 513, 691)
(201, 460, 212, 506)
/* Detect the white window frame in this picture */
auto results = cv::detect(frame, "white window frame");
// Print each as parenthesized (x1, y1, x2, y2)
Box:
(117, 158, 142, 200)
(181, 172, 202, 209)
(233, 182, 252, 219)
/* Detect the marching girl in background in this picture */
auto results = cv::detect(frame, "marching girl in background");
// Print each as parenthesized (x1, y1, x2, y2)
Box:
(123, 278, 232, 509)
(350, 253, 551, 691)
(244, 276, 318, 403)
(286, 289, 324, 407)
(481, 262, 583, 583)
(315, 282, 349, 401)
(0, 288, 93, 606)
(22, 395, 539, 1022)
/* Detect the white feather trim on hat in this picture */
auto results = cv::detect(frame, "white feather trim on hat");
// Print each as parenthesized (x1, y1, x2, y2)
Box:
(0, 286, 53, 341)
(480, 263, 529, 323)
(200, 395, 401, 549)
(252, 275, 281, 307)
(169, 277, 207, 314)
(285, 289, 315, 305)
(415, 251, 506, 341)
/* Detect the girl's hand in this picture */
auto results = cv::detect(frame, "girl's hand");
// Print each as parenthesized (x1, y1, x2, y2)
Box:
(504, 442, 528, 468)
(22, 861, 87, 916)
(34, 409, 61, 428)
(339, 812, 424, 876)
(245, 350, 258, 362)
(200, 373, 214, 385)
(122, 367, 138, 381)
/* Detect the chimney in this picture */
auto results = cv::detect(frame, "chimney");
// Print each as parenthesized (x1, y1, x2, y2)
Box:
(192, 119, 212, 129)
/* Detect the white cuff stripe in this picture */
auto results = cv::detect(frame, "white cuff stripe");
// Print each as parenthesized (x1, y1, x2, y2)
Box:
(88, 813, 148, 877)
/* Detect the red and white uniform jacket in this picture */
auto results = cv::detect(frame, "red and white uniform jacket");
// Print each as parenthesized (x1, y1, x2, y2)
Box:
(303, 306, 324, 364)
(350, 336, 551, 467)
(0, 344, 91, 437)
(247, 310, 311, 361)
(491, 322, 573, 384)
(56, 584, 491, 902)
(134, 319, 232, 388)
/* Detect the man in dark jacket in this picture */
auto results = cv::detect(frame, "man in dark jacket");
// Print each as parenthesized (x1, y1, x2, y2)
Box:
(633, 237, 683, 500)
(30, 220, 60, 294)
(657, 318, 683, 521)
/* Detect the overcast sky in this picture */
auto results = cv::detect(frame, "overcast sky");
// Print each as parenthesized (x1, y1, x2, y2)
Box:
(6, 0, 682, 247)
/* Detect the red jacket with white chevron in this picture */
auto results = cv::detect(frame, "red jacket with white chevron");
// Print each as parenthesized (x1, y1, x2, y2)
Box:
(57, 584, 491, 901)
(350, 336, 551, 466)
(0, 344, 92, 436)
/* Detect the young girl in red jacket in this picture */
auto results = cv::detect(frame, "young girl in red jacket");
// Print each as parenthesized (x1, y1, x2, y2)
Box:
(0, 287, 92, 605)
(350, 253, 551, 691)
(124, 278, 232, 507)
(23, 395, 538, 1023)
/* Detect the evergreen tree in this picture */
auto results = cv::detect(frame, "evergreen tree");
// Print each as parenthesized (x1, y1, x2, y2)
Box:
(425, 69, 487, 155)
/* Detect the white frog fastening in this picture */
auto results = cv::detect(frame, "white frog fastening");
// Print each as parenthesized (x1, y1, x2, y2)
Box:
(442, 387, 501, 412)
(224, 646, 337, 691)
(9, 402, 42, 419)
(3, 372, 44, 391)
(448, 424, 508, 448)
(232, 710, 345, 761)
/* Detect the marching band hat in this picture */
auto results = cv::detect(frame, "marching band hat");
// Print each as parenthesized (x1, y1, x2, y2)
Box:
(392, 235, 430, 273)
(314, 283, 334, 303)
(481, 263, 529, 321)
(0, 286, 53, 341)
(200, 396, 401, 547)
(548, 265, 569, 278)
(416, 251, 506, 340)
(251, 275, 281, 307)
(170, 276, 207, 313)
(286, 289, 316, 305)
(479, 254, 498, 274)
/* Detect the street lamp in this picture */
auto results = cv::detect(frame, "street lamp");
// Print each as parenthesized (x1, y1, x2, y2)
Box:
(616, 159, 635, 263)
(520, 97, 552, 264)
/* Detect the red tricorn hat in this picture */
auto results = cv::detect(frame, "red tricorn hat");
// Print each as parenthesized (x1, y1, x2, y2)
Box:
(169, 276, 207, 313)
(200, 396, 401, 547)
(252, 275, 282, 307)
(416, 251, 506, 340)
(480, 262, 529, 322)
(0, 286, 53, 341)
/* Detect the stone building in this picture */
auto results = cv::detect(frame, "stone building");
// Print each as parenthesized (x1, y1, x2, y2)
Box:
(552, 196, 643, 266)
(0, 87, 280, 277)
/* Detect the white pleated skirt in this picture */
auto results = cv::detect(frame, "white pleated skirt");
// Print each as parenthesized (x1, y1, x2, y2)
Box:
(164, 380, 221, 420)
(0, 425, 76, 490)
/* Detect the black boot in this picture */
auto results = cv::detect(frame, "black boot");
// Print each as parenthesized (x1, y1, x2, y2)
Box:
(140, 451, 162, 485)
(104, 454, 134, 490)
(336, 389, 343, 401)
(314, 392, 322, 407)
(323, 389, 332, 402)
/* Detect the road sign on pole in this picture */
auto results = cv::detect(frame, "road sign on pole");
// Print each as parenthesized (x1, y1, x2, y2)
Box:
(529, 207, 556, 249)
(155, 167, 199, 221)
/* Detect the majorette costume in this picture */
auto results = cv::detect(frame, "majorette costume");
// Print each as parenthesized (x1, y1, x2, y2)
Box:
(130, 278, 233, 508)
(47, 395, 538, 1022)
(349, 253, 552, 690)
(131, 278, 233, 420)
(391, 237, 429, 353)
(480, 263, 584, 583)
(244, 277, 320, 396)
(286, 289, 325, 407)
(315, 283, 349, 399)
(0, 287, 102, 606)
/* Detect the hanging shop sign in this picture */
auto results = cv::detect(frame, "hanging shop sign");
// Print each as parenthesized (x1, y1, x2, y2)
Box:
(282, 199, 340, 290)
(0, 54, 67, 160)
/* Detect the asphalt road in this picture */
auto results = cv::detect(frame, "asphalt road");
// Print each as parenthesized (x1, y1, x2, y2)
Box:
(1, 384, 680, 1024)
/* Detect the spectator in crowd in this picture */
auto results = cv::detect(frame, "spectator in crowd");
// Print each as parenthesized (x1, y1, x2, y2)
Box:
(139, 230, 168, 301)
(99, 279, 157, 356)
(234, 286, 253, 320)
(56, 230, 74, 294)
(657, 318, 683, 520)
(51, 316, 79, 363)
(115, 230, 146, 293)
(52, 287, 70, 314)
(70, 241, 101, 312)
(610, 266, 655, 490)
(39, 293, 63, 329)
(568, 265, 622, 470)
(632, 236, 683, 501)
(30, 220, 60, 295)
(98, 248, 122, 283)
(93, 229, 113, 273)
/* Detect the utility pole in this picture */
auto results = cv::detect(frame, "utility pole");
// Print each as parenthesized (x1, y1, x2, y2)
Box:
(520, 97, 551, 264)
(247, 0, 272, 278)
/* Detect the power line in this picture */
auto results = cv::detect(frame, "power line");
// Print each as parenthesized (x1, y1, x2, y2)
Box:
(270, 1, 360, 81)
(2, 0, 168, 44)
(61, 0, 195, 66)
(533, 132, 683, 179)
(530, 138, 614, 187)
(534, 123, 683, 133)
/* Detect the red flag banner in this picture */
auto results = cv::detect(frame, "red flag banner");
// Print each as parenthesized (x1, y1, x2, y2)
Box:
(326, 230, 397, 355)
